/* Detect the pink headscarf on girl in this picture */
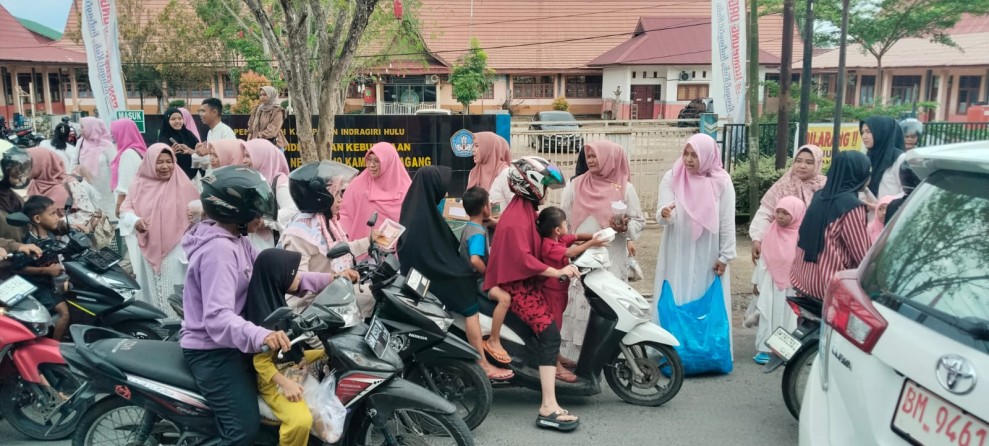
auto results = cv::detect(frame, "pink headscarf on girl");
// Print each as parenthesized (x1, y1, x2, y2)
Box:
(79, 117, 115, 177)
(868, 195, 897, 243)
(569, 141, 630, 227)
(120, 144, 200, 272)
(760, 144, 827, 209)
(338, 142, 412, 240)
(761, 196, 807, 291)
(179, 108, 201, 141)
(244, 139, 290, 180)
(467, 132, 511, 190)
(210, 139, 247, 167)
(670, 133, 732, 240)
(109, 119, 148, 189)
(27, 147, 71, 209)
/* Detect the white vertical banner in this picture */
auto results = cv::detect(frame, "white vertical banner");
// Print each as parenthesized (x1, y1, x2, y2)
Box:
(80, 0, 127, 125)
(711, 0, 748, 124)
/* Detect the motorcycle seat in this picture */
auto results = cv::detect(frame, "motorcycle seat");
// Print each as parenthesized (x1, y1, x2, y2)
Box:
(91, 339, 199, 391)
(475, 289, 536, 339)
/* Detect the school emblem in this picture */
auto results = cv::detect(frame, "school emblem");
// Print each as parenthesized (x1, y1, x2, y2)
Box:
(450, 129, 475, 158)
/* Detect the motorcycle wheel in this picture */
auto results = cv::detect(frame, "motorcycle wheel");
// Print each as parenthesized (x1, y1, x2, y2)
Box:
(407, 359, 492, 431)
(348, 408, 475, 446)
(782, 341, 817, 420)
(114, 321, 165, 340)
(604, 341, 684, 407)
(72, 396, 180, 446)
(0, 365, 83, 440)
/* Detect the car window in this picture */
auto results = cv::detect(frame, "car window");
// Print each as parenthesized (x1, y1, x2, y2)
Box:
(861, 170, 989, 351)
(540, 112, 576, 123)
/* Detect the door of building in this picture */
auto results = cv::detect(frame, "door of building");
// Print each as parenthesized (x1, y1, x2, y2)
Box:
(631, 85, 656, 119)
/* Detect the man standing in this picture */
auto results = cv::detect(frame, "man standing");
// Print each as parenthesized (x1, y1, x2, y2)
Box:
(195, 98, 237, 170)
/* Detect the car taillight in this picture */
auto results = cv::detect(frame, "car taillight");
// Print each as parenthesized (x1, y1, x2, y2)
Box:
(787, 300, 802, 316)
(823, 270, 888, 354)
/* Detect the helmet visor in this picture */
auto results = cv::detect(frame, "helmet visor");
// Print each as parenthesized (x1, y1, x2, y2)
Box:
(244, 183, 277, 220)
(1, 146, 33, 189)
(317, 160, 358, 196)
(542, 163, 566, 190)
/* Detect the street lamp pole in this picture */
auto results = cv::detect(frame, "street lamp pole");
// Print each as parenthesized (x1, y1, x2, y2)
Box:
(831, 0, 851, 155)
(798, 0, 814, 147)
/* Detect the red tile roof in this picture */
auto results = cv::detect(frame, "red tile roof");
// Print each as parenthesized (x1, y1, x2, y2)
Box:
(0, 4, 86, 64)
(948, 14, 989, 35)
(808, 31, 989, 70)
(587, 17, 781, 66)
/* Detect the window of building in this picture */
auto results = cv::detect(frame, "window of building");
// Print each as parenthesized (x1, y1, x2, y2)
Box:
(383, 84, 437, 104)
(222, 74, 237, 98)
(676, 84, 709, 101)
(890, 75, 921, 105)
(48, 73, 62, 102)
(859, 75, 875, 105)
(126, 82, 140, 99)
(564, 75, 602, 98)
(76, 71, 92, 98)
(482, 83, 495, 99)
(652, 86, 663, 101)
(2, 69, 11, 105)
(957, 76, 982, 114)
(512, 75, 554, 99)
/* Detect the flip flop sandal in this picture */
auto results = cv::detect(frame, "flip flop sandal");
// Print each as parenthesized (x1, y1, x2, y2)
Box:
(483, 340, 512, 365)
(559, 357, 578, 369)
(487, 368, 515, 381)
(536, 410, 579, 432)
(555, 369, 578, 383)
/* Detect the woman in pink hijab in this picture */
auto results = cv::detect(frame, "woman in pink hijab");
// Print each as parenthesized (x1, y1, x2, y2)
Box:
(27, 147, 71, 210)
(207, 139, 247, 169)
(747, 196, 806, 364)
(78, 117, 118, 217)
(119, 143, 199, 316)
(559, 141, 645, 361)
(467, 132, 513, 207)
(653, 134, 737, 354)
(338, 142, 412, 240)
(110, 119, 148, 215)
(244, 139, 295, 248)
(868, 195, 897, 244)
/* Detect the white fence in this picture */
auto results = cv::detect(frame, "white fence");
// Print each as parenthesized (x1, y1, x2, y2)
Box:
(508, 120, 697, 217)
(381, 102, 438, 115)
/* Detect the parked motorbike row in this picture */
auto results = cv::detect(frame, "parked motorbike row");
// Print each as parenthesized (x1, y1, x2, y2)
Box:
(1, 212, 688, 445)
(0, 116, 45, 148)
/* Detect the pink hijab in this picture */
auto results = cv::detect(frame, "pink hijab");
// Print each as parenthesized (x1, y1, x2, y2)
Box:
(244, 139, 290, 180)
(761, 196, 806, 290)
(79, 117, 115, 177)
(760, 144, 827, 209)
(570, 141, 630, 228)
(210, 139, 247, 168)
(109, 119, 148, 189)
(339, 142, 411, 239)
(26, 147, 71, 209)
(467, 132, 511, 190)
(670, 133, 732, 240)
(179, 108, 201, 141)
(868, 195, 897, 243)
(120, 144, 200, 272)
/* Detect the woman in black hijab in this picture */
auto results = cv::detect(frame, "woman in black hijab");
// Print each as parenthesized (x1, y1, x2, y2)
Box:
(157, 107, 201, 179)
(573, 147, 589, 179)
(243, 248, 303, 328)
(790, 150, 873, 299)
(860, 116, 905, 198)
(397, 165, 513, 380)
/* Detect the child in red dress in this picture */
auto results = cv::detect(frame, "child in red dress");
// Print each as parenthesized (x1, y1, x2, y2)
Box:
(536, 206, 607, 382)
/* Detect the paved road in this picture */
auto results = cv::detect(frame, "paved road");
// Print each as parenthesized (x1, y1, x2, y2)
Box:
(3, 322, 798, 446)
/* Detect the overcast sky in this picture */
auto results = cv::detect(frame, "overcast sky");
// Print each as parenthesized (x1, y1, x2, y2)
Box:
(1, 0, 72, 32)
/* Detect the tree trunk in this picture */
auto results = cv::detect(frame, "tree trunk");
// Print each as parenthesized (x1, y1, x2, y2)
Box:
(875, 56, 883, 105)
(748, 0, 761, 216)
(775, 0, 795, 169)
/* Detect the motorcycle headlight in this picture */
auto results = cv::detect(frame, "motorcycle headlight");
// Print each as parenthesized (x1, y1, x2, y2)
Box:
(330, 301, 362, 328)
(425, 314, 454, 332)
(616, 296, 650, 320)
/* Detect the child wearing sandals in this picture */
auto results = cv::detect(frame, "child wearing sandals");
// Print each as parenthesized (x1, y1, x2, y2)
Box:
(536, 206, 607, 382)
(460, 186, 515, 373)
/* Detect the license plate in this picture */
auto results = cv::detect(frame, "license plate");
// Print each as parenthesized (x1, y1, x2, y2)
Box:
(893, 379, 989, 446)
(364, 317, 391, 359)
(766, 327, 802, 361)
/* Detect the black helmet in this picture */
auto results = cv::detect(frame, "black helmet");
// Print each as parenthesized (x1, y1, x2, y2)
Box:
(899, 162, 921, 195)
(200, 166, 276, 226)
(288, 161, 357, 214)
(1, 143, 32, 189)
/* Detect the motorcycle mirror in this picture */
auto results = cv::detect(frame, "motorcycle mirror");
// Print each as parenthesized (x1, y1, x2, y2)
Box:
(326, 242, 351, 260)
(5, 212, 30, 227)
(261, 307, 294, 330)
(367, 212, 378, 227)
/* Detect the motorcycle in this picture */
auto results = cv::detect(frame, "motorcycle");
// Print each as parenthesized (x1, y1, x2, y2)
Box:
(354, 213, 492, 431)
(455, 232, 685, 406)
(762, 294, 823, 420)
(1, 123, 44, 148)
(0, 274, 85, 440)
(6, 209, 168, 340)
(57, 241, 475, 446)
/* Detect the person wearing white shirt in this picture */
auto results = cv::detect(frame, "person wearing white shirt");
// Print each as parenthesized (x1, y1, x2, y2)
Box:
(194, 98, 237, 171)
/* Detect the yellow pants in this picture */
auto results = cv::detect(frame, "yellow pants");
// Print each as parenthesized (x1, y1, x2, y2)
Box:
(255, 350, 325, 446)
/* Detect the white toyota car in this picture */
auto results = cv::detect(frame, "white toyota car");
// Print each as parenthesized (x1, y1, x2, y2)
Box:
(800, 141, 989, 446)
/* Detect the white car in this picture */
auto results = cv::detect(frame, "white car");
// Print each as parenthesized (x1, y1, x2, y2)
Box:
(800, 141, 989, 446)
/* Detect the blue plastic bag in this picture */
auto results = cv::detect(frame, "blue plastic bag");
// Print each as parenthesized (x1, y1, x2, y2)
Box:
(657, 278, 733, 375)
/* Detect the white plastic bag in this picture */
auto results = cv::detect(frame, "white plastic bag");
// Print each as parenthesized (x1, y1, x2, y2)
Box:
(305, 372, 347, 443)
(627, 257, 643, 282)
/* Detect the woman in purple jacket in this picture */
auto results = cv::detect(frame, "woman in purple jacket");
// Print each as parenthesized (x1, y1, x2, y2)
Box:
(181, 166, 333, 446)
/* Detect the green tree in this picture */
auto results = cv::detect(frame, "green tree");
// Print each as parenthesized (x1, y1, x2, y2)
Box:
(233, 71, 270, 114)
(155, 1, 222, 106)
(449, 38, 495, 114)
(815, 0, 989, 102)
(192, 0, 278, 80)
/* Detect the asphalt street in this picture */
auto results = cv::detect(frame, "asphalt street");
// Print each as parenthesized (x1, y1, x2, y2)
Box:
(3, 321, 799, 446)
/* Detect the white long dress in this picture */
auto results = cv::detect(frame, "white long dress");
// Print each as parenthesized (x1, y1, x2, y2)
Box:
(119, 212, 188, 318)
(249, 176, 296, 251)
(652, 170, 737, 355)
(113, 149, 143, 203)
(40, 141, 78, 172)
(750, 258, 796, 353)
(559, 182, 645, 360)
(487, 167, 513, 212)
(91, 145, 119, 219)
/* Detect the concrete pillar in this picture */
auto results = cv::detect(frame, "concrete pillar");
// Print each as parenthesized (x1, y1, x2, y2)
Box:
(42, 68, 53, 114)
(936, 71, 949, 121)
(11, 68, 23, 117)
(375, 82, 383, 115)
(0, 67, 7, 108)
(70, 68, 80, 113)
